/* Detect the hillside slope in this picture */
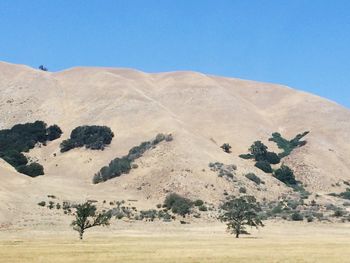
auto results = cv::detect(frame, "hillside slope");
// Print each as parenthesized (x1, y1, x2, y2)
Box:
(0, 61, 349, 226)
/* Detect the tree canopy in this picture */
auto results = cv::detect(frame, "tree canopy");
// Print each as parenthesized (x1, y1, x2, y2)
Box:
(220, 196, 264, 238)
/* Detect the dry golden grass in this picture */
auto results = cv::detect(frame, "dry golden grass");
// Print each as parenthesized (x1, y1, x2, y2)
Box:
(1, 222, 350, 263)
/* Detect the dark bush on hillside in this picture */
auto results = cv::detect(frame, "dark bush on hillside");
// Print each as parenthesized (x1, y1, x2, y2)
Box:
(38, 65, 48, 71)
(255, 160, 272, 173)
(249, 141, 268, 161)
(0, 121, 62, 176)
(60, 125, 114, 152)
(38, 201, 46, 207)
(194, 199, 204, 206)
(93, 157, 131, 184)
(269, 131, 309, 158)
(239, 154, 254, 159)
(239, 187, 247, 193)
(16, 162, 44, 177)
(220, 143, 232, 153)
(93, 133, 171, 184)
(245, 173, 264, 185)
(47, 125, 63, 141)
(291, 211, 303, 221)
(199, 205, 208, 211)
(273, 165, 297, 186)
(0, 121, 58, 153)
(265, 152, 280, 164)
(339, 189, 350, 200)
(164, 193, 193, 216)
(1, 150, 28, 167)
(240, 141, 280, 166)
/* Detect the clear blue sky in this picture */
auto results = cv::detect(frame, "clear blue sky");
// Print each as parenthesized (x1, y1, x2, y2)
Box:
(0, 0, 349, 108)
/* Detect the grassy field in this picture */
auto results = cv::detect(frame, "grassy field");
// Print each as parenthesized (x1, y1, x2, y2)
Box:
(1, 222, 350, 262)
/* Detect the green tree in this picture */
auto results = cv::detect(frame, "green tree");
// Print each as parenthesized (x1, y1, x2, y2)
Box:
(220, 196, 264, 238)
(274, 164, 296, 185)
(164, 193, 193, 217)
(71, 202, 111, 240)
(47, 124, 63, 141)
(220, 143, 232, 153)
(249, 141, 268, 161)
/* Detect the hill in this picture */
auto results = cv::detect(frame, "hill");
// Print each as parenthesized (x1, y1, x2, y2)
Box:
(0, 61, 349, 227)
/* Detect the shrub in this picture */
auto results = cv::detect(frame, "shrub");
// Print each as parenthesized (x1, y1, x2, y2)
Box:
(38, 201, 46, 207)
(245, 173, 264, 185)
(333, 209, 345, 217)
(269, 131, 309, 158)
(16, 163, 44, 177)
(194, 199, 204, 206)
(48, 201, 55, 209)
(164, 193, 193, 216)
(47, 125, 63, 141)
(93, 157, 131, 184)
(271, 204, 283, 214)
(198, 205, 208, 211)
(239, 154, 254, 159)
(255, 161, 272, 173)
(60, 125, 114, 152)
(140, 209, 158, 221)
(38, 65, 48, 71)
(0, 121, 61, 176)
(265, 152, 280, 164)
(306, 215, 313, 222)
(239, 187, 247, 193)
(2, 150, 28, 167)
(273, 165, 297, 186)
(220, 143, 232, 153)
(249, 141, 268, 161)
(339, 189, 350, 200)
(291, 212, 303, 221)
(93, 134, 172, 184)
(209, 162, 236, 181)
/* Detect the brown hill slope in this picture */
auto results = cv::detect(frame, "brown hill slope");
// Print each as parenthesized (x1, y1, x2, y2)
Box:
(0, 61, 349, 225)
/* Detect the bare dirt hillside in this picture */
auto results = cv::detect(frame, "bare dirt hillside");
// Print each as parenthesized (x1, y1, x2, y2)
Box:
(0, 61, 349, 226)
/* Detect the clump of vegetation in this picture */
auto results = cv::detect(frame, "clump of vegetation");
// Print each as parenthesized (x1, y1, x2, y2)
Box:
(0, 121, 62, 177)
(273, 164, 297, 186)
(139, 209, 158, 221)
(71, 201, 111, 240)
(239, 132, 309, 176)
(239, 187, 247, 194)
(255, 160, 272, 173)
(245, 173, 264, 185)
(93, 133, 172, 184)
(38, 201, 46, 207)
(38, 65, 48, 71)
(209, 162, 237, 181)
(290, 211, 304, 221)
(220, 195, 264, 238)
(339, 189, 350, 200)
(194, 199, 204, 206)
(60, 125, 114, 152)
(268, 131, 309, 158)
(239, 141, 279, 173)
(198, 205, 208, 211)
(16, 163, 44, 177)
(220, 143, 232, 153)
(46, 125, 63, 141)
(330, 188, 350, 200)
(163, 193, 193, 217)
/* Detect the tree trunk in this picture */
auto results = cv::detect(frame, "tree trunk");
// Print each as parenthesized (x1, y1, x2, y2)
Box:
(235, 232, 239, 238)
(79, 229, 84, 240)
